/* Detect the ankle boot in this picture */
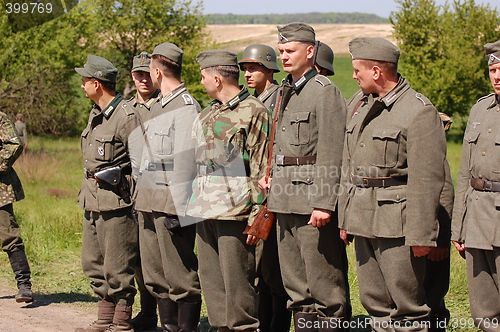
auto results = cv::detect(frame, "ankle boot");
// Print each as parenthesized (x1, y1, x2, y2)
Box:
(75, 299, 115, 332)
(131, 289, 158, 331)
(158, 297, 180, 332)
(270, 295, 291, 332)
(317, 316, 344, 332)
(8, 249, 33, 303)
(294, 312, 318, 332)
(178, 301, 201, 332)
(105, 305, 133, 331)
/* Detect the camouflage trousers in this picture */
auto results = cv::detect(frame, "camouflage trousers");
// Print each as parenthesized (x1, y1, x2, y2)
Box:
(0, 204, 24, 252)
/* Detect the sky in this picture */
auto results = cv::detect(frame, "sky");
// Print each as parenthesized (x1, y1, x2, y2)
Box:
(197, 0, 499, 19)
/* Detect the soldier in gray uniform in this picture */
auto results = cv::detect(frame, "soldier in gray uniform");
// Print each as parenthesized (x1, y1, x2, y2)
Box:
(188, 49, 270, 332)
(452, 39, 500, 331)
(75, 55, 141, 332)
(14, 113, 28, 148)
(259, 23, 350, 331)
(339, 37, 447, 331)
(239, 44, 292, 332)
(124, 51, 160, 331)
(0, 111, 33, 303)
(133, 42, 202, 332)
(314, 41, 335, 76)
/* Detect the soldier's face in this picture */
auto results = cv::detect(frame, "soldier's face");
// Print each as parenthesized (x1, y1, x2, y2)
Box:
(352, 59, 376, 94)
(489, 62, 500, 95)
(278, 41, 314, 75)
(200, 69, 218, 99)
(241, 63, 271, 90)
(81, 77, 98, 100)
(132, 70, 155, 96)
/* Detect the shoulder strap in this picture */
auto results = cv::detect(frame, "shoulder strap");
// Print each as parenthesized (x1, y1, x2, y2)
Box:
(266, 88, 283, 180)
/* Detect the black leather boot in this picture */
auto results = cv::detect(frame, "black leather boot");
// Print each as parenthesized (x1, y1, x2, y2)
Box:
(178, 301, 201, 332)
(270, 295, 292, 332)
(158, 298, 180, 332)
(294, 312, 318, 332)
(8, 249, 33, 303)
(131, 288, 158, 331)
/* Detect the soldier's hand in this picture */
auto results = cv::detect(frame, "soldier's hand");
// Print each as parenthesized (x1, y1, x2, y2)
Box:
(308, 208, 332, 228)
(340, 229, 351, 245)
(258, 176, 272, 192)
(427, 247, 449, 262)
(452, 240, 466, 259)
(246, 234, 260, 245)
(411, 246, 431, 257)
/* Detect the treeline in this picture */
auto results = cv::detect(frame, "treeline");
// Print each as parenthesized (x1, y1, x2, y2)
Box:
(207, 12, 390, 24)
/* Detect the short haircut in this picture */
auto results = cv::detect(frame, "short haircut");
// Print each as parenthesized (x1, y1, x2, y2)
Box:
(363, 59, 398, 74)
(96, 79, 116, 93)
(205, 65, 239, 84)
(151, 54, 182, 79)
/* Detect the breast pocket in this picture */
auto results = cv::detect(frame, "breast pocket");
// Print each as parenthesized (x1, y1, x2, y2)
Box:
(153, 126, 173, 156)
(290, 112, 310, 146)
(369, 128, 400, 168)
(94, 134, 115, 161)
(465, 130, 479, 172)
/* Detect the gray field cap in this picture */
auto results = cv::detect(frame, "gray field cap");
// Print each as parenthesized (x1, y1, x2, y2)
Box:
(75, 55, 118, 83)
(485, 40, 500, 66)
(152, 43, 183, 65)
(196, 50, 238, 69)
(349, 37, 400, 64)
(132, 52, 152, 72)
(277, 22, 315, 44)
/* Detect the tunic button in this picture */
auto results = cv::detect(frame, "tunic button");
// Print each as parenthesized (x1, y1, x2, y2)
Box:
(356, 166, 361, 171)
(279, 148, 282, 152)
(360, 143, 365, 147)
(482, 151, 486, 156)
(296, 116, 300, 121)
(479, 175, 483, 179)
(282, 127, 286, 131)
(476, 196, 479, 200)
(396, 194, 400, 200)
(488, 128, 492, 133)
(306, 178, 312, 184)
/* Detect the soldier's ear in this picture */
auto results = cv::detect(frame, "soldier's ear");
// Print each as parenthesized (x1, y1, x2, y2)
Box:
(306, 44, 315, 60)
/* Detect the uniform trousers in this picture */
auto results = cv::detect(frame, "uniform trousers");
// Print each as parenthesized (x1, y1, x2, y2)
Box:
(196, 219, 258, 331)
(276, 213, 349, 318)
(0, 204, 24, 252)
(355, 236, 429, 332)
(138, 211, 201, 302)
(466, 247, 500, 332)
(82, 208, 138, 306)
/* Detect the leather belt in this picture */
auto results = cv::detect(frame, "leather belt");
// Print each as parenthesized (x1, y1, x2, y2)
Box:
(275, 155, 316, 166)
(197, 165, 247, 177)
(350, 173, 407, 188)
(147, 162, 174, 171)
(470, 177, 500, 192)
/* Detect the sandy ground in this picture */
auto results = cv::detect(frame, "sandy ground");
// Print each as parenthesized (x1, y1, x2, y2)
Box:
(206, 23, 394, 54)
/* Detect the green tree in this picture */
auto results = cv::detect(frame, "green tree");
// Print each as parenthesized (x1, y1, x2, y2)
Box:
(391, 0, 500, 133)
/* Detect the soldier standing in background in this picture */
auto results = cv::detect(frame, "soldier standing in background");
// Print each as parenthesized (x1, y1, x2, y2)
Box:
(188, 49, 269, 332)
(238, 44, 292, 332)
(452, 39, 500, 331)
(133, 42, 202, 332)
(0, 111, 33, 303)
(314, 41, 335, 77)
(259, 22, 350, 331)
(339, 37, 446, 331)
(123, 51, 160, 331)
(14, 113, 28, 149)
(75, 55, 141, 332)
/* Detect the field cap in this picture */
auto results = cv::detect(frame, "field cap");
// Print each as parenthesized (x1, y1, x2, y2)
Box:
(196, 50, 238, 69)
(277, 22, 315, 44)
(152, 42, 183, 65)
(75, 55, 118, 83)
(16, 113, 24, 118)
(132, 52, 152, 72)
(484, 40, 500, 65)
(349, 37, 400, 64)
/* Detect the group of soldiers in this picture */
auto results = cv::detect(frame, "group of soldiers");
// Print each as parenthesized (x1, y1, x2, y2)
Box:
(0, 20, 493, 332)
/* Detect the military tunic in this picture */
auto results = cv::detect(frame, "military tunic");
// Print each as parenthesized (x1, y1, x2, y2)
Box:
(188, 87, 269, 331)
(124, 89, 160, 122)
(340, 77, 446, 329)
(451, 93, 500, 330)
(268, 69, 350, 319)
(0, 112, 25, 252)
(134, 83, 201, 303)
(78, 94, 141, 307)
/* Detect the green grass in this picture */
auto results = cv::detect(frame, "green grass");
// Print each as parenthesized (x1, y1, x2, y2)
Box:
(0, 123, 477, 329)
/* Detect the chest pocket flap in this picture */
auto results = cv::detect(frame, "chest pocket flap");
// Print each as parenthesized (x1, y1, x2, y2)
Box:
(289, 112, 311, 145)
(154, 126, 173, 156)
(370, 128, 401, 168)
(290, 112, 310, 123)
(95, 133, 115, 161)
(372, 128, 400, 140)
(465, 130, 480, 143)
(494, 133, 500, 145)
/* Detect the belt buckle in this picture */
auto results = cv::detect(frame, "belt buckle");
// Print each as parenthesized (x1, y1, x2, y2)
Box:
(362, 178, 369, 187)
(276, 155, 284, 166)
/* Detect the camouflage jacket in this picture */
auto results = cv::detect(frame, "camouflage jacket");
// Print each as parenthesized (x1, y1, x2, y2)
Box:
(134, 83, 201, 216)
(339, 77, 446, 247)
(78, 94, 142, 212)
(123, 89, 160, 123)
(0, 111, 24, 207)
(452, 93, 500, 249)
(186, 87, 269, 226)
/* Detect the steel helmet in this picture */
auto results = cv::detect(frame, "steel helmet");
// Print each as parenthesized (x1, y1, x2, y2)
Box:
(239, 44, 280, 72)
(315, 41, 335, 76)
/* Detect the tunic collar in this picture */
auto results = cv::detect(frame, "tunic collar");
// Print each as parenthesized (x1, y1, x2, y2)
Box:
(95, 94, 123, 119)
(160, 83, 187, 107)
(284, 68, 318, 92)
